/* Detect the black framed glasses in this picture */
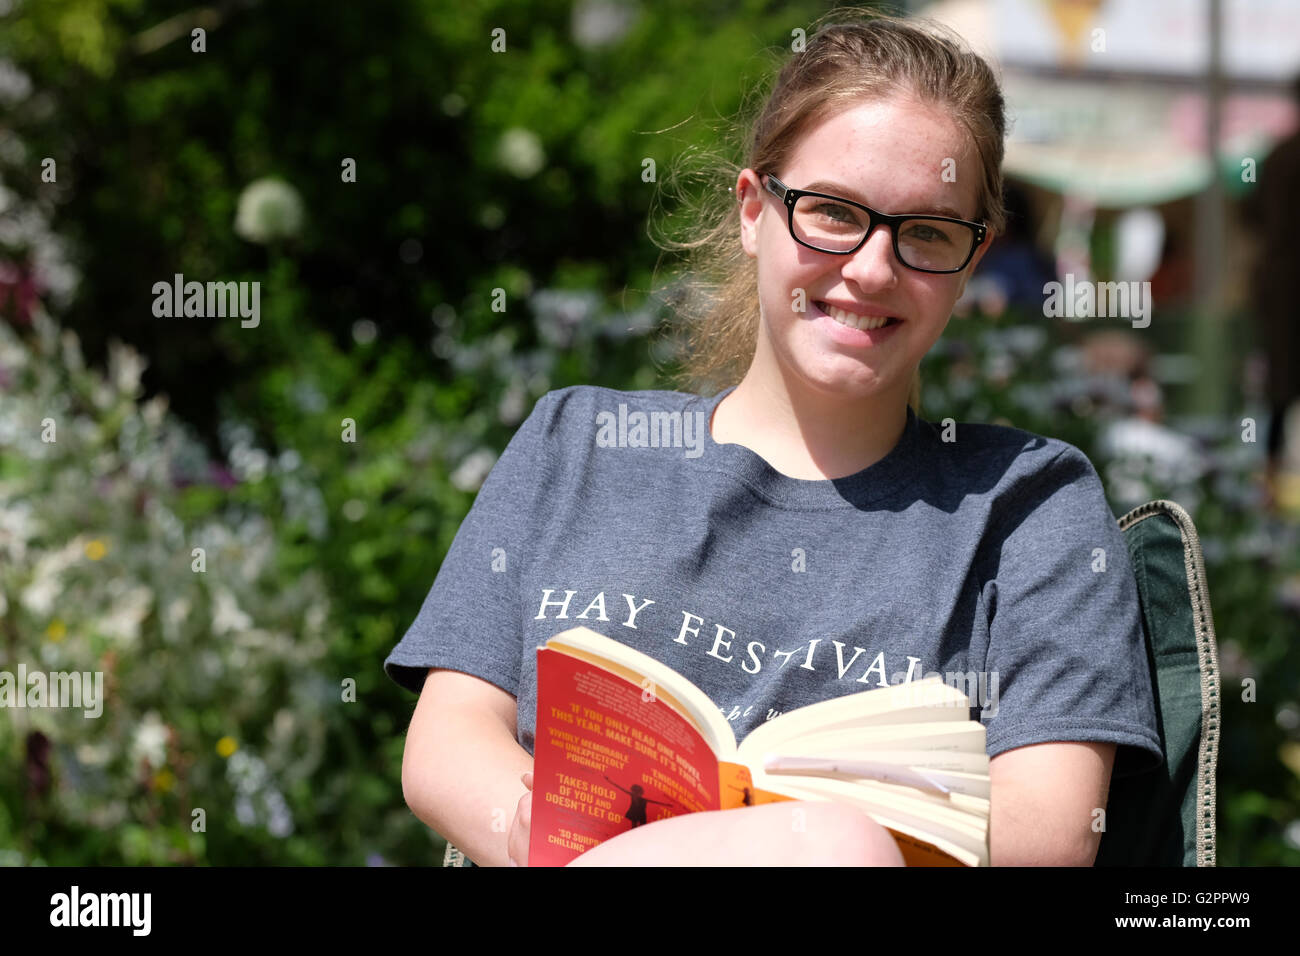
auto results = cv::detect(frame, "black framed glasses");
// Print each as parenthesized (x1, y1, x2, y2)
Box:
(760, 173, 987, 274)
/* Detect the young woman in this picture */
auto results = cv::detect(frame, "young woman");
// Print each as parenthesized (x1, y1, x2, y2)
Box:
(387, 11, 1163, 867)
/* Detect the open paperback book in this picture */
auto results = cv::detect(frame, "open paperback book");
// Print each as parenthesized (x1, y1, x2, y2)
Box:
(528, 625, 990, 867)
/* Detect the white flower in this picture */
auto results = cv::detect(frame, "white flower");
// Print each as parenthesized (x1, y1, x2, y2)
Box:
(19, 537, 82, 616)
(1277, 703, 1300, 732)
(0, 500, 37, 565)
(165, 596, 191, 629)
(0, 317, 30, 374)
(131, 712, 169, 767)
(91, 380, 115, 412)
(233, 177, 304, 243)
(100, 584, 152, 646)
(235, 794, 256, 826)
(211, 588, 253, 635)
(0, 60, 32, 105)
(572, 0, 638, 49)
(497, 128, 545, 178)
(107, 339, 147, 396)
(498, 383, 528, 425)
(265, 790, 294, 837)
(1285, 819, 1300, 852)
(60, 328, 84, 372)
(450, 448, 498, 493)
(1098, 418, 1209, 481)
(304, 603, 327, 634)
(230, 445, 269, 483)
(228, 750, 269, 791)
(141, 394, 168, 429)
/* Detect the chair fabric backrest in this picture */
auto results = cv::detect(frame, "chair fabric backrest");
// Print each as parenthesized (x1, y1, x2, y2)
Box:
(1095, 499, 1220, 866)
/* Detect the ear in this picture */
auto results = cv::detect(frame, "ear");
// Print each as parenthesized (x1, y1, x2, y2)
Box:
(955, 227, 996, 299)
(737, 169, 766, 259)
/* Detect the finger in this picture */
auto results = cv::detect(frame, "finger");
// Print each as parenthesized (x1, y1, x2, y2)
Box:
(509, 828, 529, 868)
(522, 771, 533, 790)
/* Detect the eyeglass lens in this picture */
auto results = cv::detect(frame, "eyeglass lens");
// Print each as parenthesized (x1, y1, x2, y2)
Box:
(791, 195, 975, 271)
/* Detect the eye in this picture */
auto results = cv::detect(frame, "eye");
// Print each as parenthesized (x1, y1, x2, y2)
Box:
(810, 202, 862, 225)
(904, 222, 953, 244)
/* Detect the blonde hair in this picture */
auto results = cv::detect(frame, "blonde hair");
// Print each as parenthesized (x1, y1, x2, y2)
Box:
(651, 9, 1008, 416)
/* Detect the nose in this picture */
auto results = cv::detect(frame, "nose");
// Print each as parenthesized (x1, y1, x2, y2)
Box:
(839, 222, 899, 291)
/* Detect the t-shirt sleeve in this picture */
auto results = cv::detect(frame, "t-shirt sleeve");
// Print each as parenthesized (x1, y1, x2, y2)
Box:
(977, 443, 1164, 777)
(383, 391, 558, 699)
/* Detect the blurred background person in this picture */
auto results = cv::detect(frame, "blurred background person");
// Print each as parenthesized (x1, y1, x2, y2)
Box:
(953, 181, 1055, 317)
(1244, 72, 1300, 515)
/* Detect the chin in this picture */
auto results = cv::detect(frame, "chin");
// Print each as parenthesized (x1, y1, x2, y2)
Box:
(799, 369, 893, 400)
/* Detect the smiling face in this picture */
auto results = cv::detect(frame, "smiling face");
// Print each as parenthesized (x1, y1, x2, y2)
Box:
(737, 94, 993, 406)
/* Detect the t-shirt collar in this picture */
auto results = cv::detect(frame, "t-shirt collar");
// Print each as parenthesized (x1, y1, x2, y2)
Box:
(686, 384, 923, 510)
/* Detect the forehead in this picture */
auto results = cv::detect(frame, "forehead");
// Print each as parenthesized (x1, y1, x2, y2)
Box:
(781, 96, 981, 220)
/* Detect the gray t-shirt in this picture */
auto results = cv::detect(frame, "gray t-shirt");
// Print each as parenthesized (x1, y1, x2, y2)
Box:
(385, 384, 1163, 775)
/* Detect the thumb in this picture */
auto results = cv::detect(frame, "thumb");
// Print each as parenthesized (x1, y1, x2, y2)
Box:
(521, 771, 534, 791)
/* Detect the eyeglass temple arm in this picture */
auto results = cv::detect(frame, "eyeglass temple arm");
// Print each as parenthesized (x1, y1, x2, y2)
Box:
(762, 174, 787, 202)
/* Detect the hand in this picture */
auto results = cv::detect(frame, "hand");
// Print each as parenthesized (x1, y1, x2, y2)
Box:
(507, 771, 533, 867)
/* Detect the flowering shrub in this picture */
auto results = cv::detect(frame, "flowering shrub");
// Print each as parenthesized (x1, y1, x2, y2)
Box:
(0, 309, 334, 864)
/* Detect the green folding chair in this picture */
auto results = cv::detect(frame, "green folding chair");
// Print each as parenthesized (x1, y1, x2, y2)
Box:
(440, 498, 1221, 867)
(1095, 498, 1220, 866)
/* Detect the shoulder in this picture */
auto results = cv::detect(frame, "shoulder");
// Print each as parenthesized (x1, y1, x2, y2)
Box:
(916, 416, 1113, 544)
(529, 384, 702, 434)
(917, 415, 1096, 494)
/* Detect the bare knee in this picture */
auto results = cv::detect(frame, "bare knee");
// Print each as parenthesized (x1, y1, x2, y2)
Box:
(794, 802, 905, 866)
(565, 801, 905, 866)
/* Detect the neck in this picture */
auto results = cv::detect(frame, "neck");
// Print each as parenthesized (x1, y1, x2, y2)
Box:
(712, 365, 911, 481)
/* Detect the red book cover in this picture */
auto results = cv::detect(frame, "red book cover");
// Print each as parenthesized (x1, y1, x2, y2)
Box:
(529, 645, 752, 866)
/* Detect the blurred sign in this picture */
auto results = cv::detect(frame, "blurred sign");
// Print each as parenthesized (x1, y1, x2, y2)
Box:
(1001, 74, 1296, 203)
(921, 0, 1300, 204)
(994, 0, 1300, 80)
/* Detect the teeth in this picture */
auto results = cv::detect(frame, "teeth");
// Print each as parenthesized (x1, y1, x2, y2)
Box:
(824, 304, 894, 331)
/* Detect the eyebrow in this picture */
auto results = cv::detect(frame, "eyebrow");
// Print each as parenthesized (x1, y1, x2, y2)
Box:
(800, 179, 972, 221)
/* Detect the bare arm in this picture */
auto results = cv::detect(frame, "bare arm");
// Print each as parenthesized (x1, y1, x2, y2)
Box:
(988, 741, 1115, 866)
(400, 667, 533, 868)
